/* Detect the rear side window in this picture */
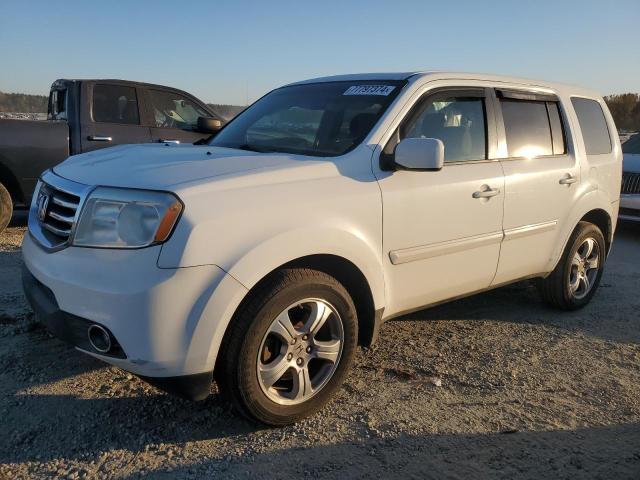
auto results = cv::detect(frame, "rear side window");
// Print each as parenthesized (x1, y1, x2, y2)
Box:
(571, 98, 612, 155)
(500, 99, 566, 158)
(92, 84, 140, 124)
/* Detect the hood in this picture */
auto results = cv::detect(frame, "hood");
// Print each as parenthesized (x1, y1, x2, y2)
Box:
(53, 144, 315, 189)
(623, 153, 640, 174)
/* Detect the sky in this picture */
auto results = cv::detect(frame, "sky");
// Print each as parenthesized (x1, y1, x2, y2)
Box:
(1, 0, 638, 105)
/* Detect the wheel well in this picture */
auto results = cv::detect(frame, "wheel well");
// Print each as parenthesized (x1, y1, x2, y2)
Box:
(259, 254, 379, 347)
(0, 162, 23, 205)
(581, 209, 612, 253)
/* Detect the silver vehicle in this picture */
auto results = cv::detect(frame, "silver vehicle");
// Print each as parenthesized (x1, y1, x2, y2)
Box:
(621, 133, 640, 221)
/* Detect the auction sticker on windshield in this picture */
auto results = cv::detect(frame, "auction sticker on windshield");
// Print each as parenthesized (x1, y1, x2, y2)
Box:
(343, 85, 396, 96)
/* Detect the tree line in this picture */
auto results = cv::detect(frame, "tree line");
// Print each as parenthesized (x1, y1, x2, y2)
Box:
(1, 90, 639, 131)
(603, 93, 640, 131)
(0, 91, 48, 113)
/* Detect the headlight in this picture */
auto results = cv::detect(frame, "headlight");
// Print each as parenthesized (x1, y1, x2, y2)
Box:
(73, 187, 182, 248)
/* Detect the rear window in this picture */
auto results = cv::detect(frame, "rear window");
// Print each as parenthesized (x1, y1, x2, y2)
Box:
(500, 99, 566, 158)
(92, 84, 140, 125)
(571, 98, 612, 155)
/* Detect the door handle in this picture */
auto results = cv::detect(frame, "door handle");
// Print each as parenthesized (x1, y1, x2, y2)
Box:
(559, 174, 577, 185)
(472, 187, 501, 199)
(159, 139, 180, 144)
(87, 135, 112, 142)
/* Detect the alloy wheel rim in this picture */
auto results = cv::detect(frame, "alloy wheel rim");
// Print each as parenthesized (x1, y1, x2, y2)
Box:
(257, 298, 344, 405)
(569, 237, 600, 300)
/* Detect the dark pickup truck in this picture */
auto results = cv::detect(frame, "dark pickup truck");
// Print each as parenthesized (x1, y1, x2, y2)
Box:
(0, 79, 222, 231)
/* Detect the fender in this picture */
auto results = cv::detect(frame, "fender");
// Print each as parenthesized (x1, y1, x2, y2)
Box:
(226, 225, 385, 310)
(546, 186, 614, 273)
(181, 225, 385, 373)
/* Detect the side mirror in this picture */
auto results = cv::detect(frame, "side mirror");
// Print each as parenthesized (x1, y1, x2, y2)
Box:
(197, 117, 223, 134)
(394, 138, 444, 171)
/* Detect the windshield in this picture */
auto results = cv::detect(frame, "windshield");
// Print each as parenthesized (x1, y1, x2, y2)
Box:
(623, 133, 640, 154)
(210, 81, 405, 157)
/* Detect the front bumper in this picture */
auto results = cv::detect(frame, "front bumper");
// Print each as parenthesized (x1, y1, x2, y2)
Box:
(22, 233, 248, 384)
(619, 194, 640, 222)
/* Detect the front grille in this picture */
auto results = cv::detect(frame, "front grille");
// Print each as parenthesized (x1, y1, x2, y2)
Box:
(622, 172, 640, 194)
(39, 183, 80, 242)
(29, 171, 91, 251)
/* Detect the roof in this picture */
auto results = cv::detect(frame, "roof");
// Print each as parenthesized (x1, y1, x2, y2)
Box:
(285, 71, 603, 98)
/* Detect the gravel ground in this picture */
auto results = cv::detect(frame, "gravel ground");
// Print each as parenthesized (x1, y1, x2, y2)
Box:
(1, 215, 639, 479)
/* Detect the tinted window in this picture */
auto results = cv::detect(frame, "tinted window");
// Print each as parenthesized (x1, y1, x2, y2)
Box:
(403, 96, 487, 162)
(211, 81, 403, 157)
(148, 90, 210, 130)
(92, 84, 139, 124)
(623, 133, 640, 154)
(501, 99, 553, 158)
(48, 89, 67, 120)
(547, 102, 566, 155)
(571, 98, 612, 155)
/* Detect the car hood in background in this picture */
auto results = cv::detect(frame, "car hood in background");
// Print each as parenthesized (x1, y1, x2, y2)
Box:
(53, 144, 319, 189)
(623, 154, 640, 174)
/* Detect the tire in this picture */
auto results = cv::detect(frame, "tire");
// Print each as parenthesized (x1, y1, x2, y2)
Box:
(0, 182, 13, 234)
(216, 268, 358, 426)
(537, 221, 606, 310)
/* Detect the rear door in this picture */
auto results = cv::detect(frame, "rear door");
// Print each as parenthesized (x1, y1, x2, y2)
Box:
(145, 88, 213, 144)
(80, 83, 152, 152)
(491, 89, 580, 285)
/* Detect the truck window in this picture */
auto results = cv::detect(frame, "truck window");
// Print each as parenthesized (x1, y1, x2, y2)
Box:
(92, 84, 140, 125)
(500, 99, 566, 158)
(48, 89, 67, 120)
(571, 98, 612, 155)
(148, 90, 209, 130)
(402, 96, 487, 163)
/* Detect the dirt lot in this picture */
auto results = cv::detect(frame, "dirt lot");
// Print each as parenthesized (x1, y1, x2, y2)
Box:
(1, 216, 639, 479)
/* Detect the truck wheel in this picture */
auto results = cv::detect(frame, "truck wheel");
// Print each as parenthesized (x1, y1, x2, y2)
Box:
(216, 268, 358, 425)
(537, 221, 606, 310)
(0, 183, 13, 233)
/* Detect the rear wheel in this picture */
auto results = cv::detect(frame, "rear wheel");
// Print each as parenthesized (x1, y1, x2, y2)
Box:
(216, 268, 358, 425)
(0, 183, 13, 233)
(537, 221, 606, 310)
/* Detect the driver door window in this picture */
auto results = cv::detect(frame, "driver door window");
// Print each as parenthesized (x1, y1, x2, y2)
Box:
(402, 96, 487, 163)
(148, 90, 209, 131)
(147, 89, 212, 144)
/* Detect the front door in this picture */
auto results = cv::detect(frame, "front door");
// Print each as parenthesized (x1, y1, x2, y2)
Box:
(376, 89, 505, 316)
(81, 83, 152, 152)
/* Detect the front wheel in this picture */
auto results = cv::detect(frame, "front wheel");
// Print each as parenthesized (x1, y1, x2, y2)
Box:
(0, 182, 12, 233)
(216, 268, 358, 425)
(537, 221, 606, 310)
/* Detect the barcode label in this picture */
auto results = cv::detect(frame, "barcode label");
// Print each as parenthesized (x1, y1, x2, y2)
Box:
(343, 85, 396, 96)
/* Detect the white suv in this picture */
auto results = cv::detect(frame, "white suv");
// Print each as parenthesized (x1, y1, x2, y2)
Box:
(22, 72, 622, 425)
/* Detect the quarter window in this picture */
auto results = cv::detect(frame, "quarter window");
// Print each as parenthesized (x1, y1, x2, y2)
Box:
(92, 84, 140, 124)
(571, 98, 612, 155)
(402, 96, 487, 162)
(148, 90, 210, 130)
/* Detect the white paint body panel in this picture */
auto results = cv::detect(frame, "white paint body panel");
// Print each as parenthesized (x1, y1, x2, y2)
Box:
(23, 71, 622, 378)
